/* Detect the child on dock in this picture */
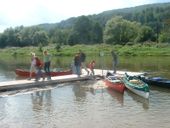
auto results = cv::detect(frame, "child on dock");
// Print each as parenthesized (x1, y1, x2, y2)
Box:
(28, 52, 36, 80)
(88, 60, 95, 76)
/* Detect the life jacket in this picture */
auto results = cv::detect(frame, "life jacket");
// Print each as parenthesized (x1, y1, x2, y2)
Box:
(35, 57, 43, 67)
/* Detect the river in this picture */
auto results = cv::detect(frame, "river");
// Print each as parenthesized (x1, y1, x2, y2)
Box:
(0, 56, 170, 128)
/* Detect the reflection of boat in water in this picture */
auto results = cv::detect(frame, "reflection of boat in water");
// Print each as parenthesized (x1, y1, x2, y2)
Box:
(126, 89, 149, 110)
(107, 88, 124, 106)
(88, 80, 107, 92)
(149, 85, 170, 93)
(78, 80, 107, 95)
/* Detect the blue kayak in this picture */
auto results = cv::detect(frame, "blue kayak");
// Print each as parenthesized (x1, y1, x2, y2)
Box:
(141, 76, 170, 88)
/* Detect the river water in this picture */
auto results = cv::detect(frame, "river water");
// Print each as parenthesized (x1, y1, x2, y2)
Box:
(0, 56, 170, 128)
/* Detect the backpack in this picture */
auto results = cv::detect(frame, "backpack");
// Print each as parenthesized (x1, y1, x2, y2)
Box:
(35, 57, 43, 67)
(80, 53, 86, 62)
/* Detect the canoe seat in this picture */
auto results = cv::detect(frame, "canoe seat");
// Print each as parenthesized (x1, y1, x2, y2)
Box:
(111, 80, 121, 83)
(129, 80, 140, 84)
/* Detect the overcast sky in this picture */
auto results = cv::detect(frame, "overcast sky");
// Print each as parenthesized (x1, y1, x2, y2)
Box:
(0, 0, 170, 32)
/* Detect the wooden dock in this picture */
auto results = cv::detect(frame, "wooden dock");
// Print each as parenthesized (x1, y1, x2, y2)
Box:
(92, 69, 146, 77)
(0, 69, 145, 92)
(0, 74, 91, 91)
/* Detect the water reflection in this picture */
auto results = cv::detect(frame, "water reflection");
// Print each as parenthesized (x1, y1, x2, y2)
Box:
(72, 81, 88, 102)
(149, 85, 170, 93)
(1, 56, 170, 127)
(83, 80, 106, 95)
(107, 88, 124, 106)
(31, 90, 52, 111)
(72, 80, 107, 102)
(0, 98, 7, 121)
(31, 91, 44, 110)
(1, 81, 170, 127)
(126, 90, 149, 110)
(0, 62, 15, 81)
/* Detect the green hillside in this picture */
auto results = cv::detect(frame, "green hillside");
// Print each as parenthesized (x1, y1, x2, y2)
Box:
(38, 2, 170, 29)
(1, 2, 170, 48)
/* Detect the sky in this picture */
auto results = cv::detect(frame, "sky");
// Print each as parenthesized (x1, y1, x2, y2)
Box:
(0, 0, 170, 32)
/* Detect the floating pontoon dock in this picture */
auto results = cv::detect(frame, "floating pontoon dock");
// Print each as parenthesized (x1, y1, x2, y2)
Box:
(93, 69, 146, 77)
(0, 69, 145, 91)
(0, 74, 91, 91)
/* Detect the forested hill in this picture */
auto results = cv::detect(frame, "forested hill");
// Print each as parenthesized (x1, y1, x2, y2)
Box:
(40, 2, 170, 29)
(1, 2, 170, 48)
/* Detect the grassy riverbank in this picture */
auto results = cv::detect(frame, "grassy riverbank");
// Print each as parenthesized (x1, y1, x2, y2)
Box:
(1, 43, 170, 57)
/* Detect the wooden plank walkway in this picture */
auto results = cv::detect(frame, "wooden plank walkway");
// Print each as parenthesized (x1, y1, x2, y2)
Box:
(0, 69, 145, 92)
(93, 69, 146, 77)
(0, 74, 91, 91)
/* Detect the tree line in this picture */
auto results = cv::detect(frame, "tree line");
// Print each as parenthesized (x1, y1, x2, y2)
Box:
(0, 3, 170, 48)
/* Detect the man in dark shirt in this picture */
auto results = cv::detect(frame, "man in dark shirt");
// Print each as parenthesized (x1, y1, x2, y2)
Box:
(79, 50, 89, 75)
(74, 53, 81, 77)
(111, 50, 118, 74)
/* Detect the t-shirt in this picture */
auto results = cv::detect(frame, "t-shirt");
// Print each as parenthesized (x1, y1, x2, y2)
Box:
(74, 55, 81, 66)
(43, 54, 51, 63)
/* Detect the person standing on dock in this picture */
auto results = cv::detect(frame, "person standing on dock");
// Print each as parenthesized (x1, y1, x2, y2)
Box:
(43, 50, 51, 80)
(88, 60, 95, 76)
(35, 56, 45, 81)
(79, 50, 89, 75)
(111, 50, 118, 74)
(74, 53, 81, 77)
(28, 52, 36, 80)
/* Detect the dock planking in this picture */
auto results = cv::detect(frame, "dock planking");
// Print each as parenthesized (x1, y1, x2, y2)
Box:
(0, 74, 91, 92)
(93, 69, 146, 77)
(0, 69, 145, 92)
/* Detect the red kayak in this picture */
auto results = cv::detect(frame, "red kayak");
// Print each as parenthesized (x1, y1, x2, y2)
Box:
(103, 75, 125, 93)
(15, 69, 72, 77)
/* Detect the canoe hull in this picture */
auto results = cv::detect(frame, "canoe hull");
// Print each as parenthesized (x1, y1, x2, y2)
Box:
(104, 79, 125, 93)
(104, 75, 125, 93)
(15, 69, 72, 77)
(123, 74, 149, 99)
(142, 77, 170, 88)
(125, 83, 149, 99)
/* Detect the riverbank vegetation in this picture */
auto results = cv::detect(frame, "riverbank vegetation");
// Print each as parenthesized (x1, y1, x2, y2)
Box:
(1, 43, 170, 57)
(0, 3, 170, 57)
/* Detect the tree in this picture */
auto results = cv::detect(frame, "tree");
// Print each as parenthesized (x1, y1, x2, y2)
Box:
(103, 16, 139, 44)
(0, 33, 7, 48)
(33, 31, 49, 46)
(50, 29, 70, 45)
(135, 25, 155, 42)
(159, 32, 170, 43)
(91, 22, 103, 43)
(68, 16, 96, 45)
(67, 31, 79, 45)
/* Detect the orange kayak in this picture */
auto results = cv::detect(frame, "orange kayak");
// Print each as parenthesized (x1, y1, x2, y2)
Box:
(103, 75, 125, 93)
